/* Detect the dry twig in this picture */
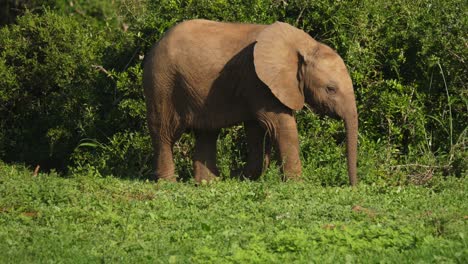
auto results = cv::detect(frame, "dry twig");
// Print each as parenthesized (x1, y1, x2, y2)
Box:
(33, 165, 40, 177)
(92, 65, 114, 79)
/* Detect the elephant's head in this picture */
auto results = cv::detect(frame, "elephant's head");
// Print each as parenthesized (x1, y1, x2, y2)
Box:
(253, 22, 358, 186)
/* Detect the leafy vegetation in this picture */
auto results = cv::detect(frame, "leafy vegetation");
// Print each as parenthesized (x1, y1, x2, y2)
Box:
(1, 163, 467, 262)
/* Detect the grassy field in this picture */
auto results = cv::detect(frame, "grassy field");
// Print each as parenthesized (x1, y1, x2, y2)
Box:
(0, 163, 467, 263)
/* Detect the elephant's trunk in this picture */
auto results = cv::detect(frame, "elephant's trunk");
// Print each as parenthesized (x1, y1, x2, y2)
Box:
(344, 106, 358, 186)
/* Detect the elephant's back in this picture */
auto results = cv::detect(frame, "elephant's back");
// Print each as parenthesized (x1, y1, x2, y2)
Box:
(163, 19, 266, 49)
(144, 19, 265, 89)
(156, 19, 265, 67)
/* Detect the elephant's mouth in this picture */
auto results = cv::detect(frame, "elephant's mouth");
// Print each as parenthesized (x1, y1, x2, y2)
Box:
(306, 103, 340, 120)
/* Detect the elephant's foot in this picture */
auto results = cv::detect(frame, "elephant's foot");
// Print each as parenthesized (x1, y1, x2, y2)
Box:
(194, 161, 219, 184)
(192, 129, 220, 184)
(195, 176, 219, 185)
(155, 171, 177, 182)
(281, 163, 302, 181)
(283, 173, 302, 182)
(242, 166, 263, 180)
(278, 154, 302, 181)
(228, 166, 263, 181)
(194, 172, 218, 184)
(229, 168, 252, 181)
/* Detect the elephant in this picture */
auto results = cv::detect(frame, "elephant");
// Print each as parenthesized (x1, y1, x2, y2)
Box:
(143, 19, 358, 186)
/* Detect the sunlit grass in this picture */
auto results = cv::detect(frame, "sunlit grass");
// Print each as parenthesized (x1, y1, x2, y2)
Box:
(1, 163, 466, 263)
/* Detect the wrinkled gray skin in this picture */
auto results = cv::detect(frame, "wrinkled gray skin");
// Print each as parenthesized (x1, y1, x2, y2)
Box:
(143, 19, 358, 185)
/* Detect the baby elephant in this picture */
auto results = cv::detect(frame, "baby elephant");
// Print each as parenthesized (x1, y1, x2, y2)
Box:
(143, 19, 358, 185)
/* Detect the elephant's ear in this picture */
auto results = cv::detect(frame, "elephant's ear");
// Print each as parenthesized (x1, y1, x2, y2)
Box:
(254, 22, 317, 110)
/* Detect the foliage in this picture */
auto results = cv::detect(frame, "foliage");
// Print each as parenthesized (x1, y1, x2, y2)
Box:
(0, 11, 107, 169)
(0, 0, 120, 25)
(0, 7, 146, 173)
(0, 0, 466, 183)
(1, 163, 467, 262)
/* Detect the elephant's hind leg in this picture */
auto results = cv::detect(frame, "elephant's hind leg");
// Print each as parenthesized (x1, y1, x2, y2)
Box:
(243, 121, 271, 180)
(193, 129, 220, 183)
(153, 140, 176, 181)
(149, 122, 184, 182)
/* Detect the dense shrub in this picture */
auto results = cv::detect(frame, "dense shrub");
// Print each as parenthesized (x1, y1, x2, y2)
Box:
(0, 0, 466, 183)
(0, 11, 106, 169)
(0, 8, 145, 172)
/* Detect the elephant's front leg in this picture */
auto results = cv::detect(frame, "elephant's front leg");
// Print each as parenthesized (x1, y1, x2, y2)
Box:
(243, 121, 271, 180)
(262, 113, 302, 180)
(193, 129, 220, 183)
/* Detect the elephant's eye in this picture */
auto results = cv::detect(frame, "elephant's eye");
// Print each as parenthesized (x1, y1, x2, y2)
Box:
(326, 85, 337, 95)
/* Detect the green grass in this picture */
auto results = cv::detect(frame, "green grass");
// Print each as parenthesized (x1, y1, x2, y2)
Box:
(0, 163, 467, 263)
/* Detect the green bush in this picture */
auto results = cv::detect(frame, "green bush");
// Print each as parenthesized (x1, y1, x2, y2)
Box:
(0, 8, 146, 173)
(0, 11, 106, 169)
(0, 0, 466, 183)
